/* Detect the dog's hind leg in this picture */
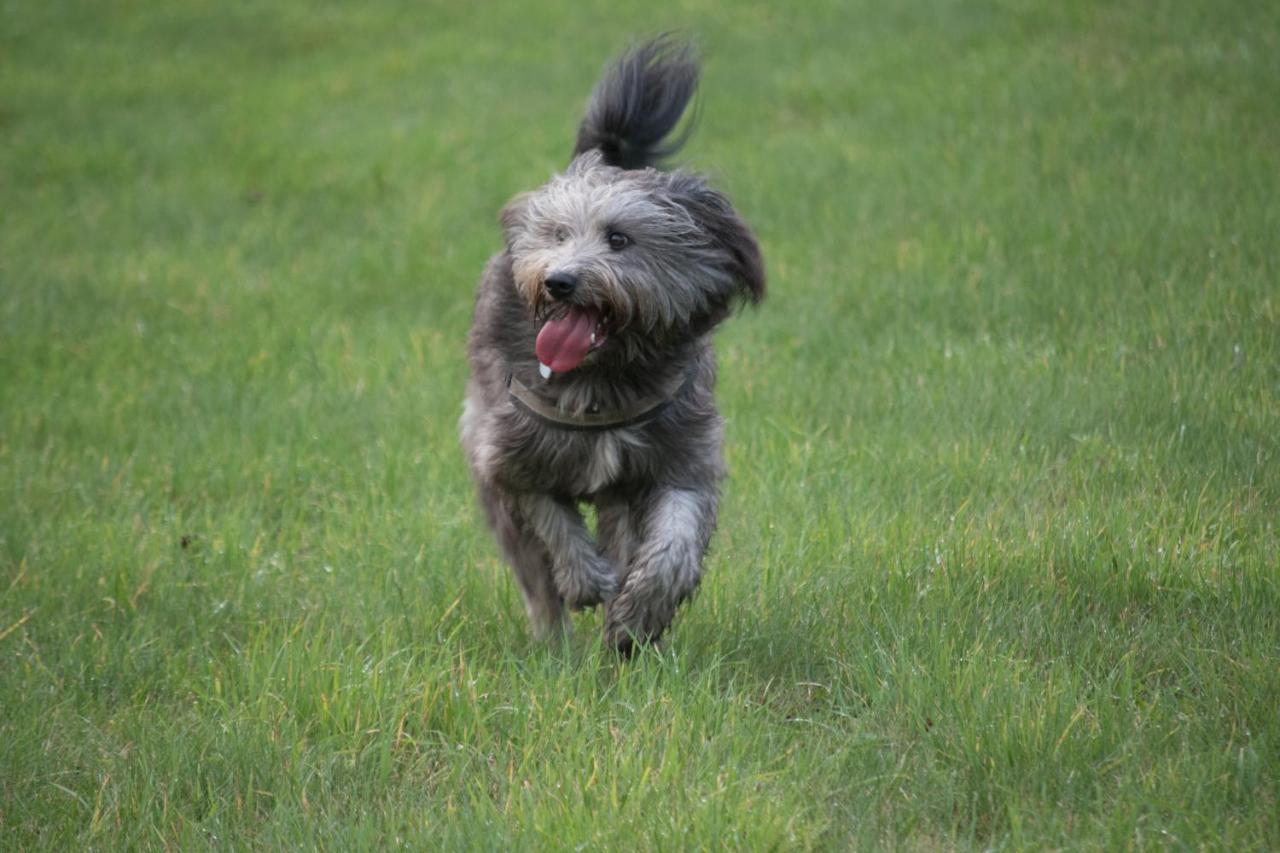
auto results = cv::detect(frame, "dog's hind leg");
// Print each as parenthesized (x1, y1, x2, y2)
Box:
(479, 485, 566, 640)
(515, 493, 619, 612)
(604, 486, 718, 654)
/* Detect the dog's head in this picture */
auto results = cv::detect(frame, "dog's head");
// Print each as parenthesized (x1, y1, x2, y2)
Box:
(501, 151, 764, 375)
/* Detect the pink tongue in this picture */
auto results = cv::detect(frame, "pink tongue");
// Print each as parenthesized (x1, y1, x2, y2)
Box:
(535, 308, 597, 373)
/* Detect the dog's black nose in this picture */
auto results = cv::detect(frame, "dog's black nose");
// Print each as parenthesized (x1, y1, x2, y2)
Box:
(544, 272, 578, 300)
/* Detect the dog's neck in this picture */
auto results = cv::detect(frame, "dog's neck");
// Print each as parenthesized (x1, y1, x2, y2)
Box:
(508, 355, 696, 431)
(507, 368, 692, 431)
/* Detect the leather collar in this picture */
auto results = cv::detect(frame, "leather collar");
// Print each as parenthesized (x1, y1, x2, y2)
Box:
(506, 367, 694, 431)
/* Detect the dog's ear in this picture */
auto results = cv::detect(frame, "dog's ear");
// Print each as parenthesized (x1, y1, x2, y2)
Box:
(499, 192, 530, 248)
(671, 175, 765, 306)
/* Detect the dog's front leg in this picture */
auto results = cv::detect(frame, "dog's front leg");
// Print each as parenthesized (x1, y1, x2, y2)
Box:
(516, 492, 619, 610)
(604, 486, 718, 653)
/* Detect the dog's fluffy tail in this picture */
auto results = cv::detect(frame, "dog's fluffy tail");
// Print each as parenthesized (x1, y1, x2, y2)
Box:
(573, 35, 699, 170)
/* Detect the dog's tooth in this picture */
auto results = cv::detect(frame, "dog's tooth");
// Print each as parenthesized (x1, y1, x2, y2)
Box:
(539, 362, 553, 380)
(590, 332, 596, 344)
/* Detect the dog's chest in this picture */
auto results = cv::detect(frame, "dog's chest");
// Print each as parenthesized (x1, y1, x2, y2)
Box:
(532, 428, 633, 496)
(578, 431, 626, 493)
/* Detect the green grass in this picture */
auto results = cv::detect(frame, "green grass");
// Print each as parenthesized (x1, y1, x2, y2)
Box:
(3, 0, 1279, 848)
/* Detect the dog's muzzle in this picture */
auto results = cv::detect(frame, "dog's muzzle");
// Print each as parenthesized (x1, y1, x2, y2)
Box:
(544, 271, 578, 300)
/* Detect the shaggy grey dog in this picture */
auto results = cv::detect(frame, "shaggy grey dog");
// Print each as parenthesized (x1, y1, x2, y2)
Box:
(461, 37, 764, 653)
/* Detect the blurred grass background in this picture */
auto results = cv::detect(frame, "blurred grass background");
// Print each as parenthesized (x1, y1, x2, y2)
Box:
(2, 0, 1278, 848)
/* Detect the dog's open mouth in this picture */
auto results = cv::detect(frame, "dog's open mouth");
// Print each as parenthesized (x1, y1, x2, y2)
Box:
(535, 306, 607, 377)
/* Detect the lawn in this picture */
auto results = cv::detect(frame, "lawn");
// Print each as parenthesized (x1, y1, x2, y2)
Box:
(2, 0, 1278, 848)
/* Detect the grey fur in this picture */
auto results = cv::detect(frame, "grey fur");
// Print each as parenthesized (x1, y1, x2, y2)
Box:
(461, 37, 764, 653)
(573, 34, 700, 170)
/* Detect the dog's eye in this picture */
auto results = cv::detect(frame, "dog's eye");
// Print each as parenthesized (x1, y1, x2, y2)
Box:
(607, 231, 630, 251)
(554, 226, 569, 243)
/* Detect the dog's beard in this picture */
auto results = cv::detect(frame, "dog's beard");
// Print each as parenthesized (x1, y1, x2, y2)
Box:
(510, 235, 728, 379)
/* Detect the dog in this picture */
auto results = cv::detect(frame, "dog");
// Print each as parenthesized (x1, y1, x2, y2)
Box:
(460, 36, 764, 654)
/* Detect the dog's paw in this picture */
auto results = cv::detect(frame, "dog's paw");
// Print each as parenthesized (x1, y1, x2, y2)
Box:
(603, 582, 675, 654)
(558, 551, 619, 611)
